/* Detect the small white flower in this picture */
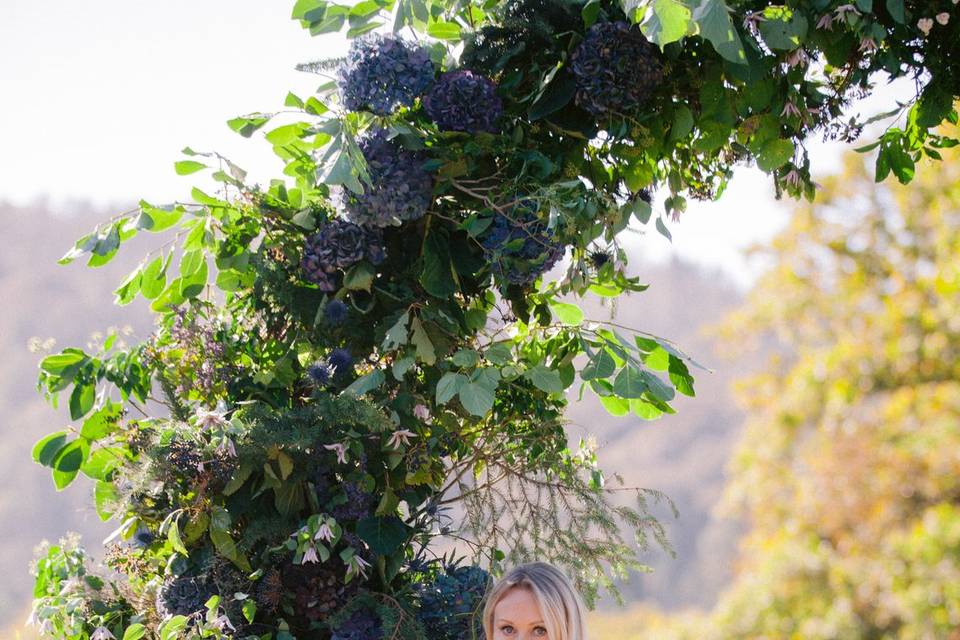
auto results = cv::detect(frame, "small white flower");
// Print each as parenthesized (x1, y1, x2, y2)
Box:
(323, 442, 348, 464)
(387, 429, 416, 450)
(816, 13, 834, 30)
(217, 438, 237, 458)
(412, 403, 430, 421)
(784, 48, 808, 67)
(936, 11, 950, 24)
(742, 11, 766, 29)
(784, 169, 803, 189)
(58, 577, 83, 596)
(917, 17, 934, 35)
(314, 521, 335, 542)
(834, 4, 861, 18)
(91, 627, 116, 640)
(196, 406, 228, 431)
(780, 101, 802, 119)
(211, 615, 236, 632)
(301, 544, 320, 564)
(346, 554, 371, 579)
(858, 37, 877, 52)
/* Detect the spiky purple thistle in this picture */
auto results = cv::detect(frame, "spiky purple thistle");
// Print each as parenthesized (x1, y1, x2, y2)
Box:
(328, 348, 353, 376)
(324, 300, 350, 325)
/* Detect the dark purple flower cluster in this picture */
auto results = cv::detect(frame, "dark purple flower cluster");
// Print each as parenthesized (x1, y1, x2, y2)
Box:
(570, 21, 663, 117)
(338, 129, 433, 228)
(156, 574, 218, 618)
(332, 481, 375, 523)
(330, 605, 382, 640)
(337, 33, 435, 115)
(481, 207, 564, 285)
(415, 564, 491, 640)
(301, 219, 385, 291)
(424, 70, 503, 133)
(169, 307, 234, 399)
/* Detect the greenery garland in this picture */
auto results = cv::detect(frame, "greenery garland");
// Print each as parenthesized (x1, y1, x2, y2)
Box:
(28, 0, 958, 637)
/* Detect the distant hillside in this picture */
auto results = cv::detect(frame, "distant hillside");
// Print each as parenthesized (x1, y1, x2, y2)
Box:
(1, 202, 746, 624)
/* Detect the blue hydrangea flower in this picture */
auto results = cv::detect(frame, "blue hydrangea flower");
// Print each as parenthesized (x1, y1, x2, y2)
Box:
(324, 300, 349, 325)
(339, 129, 433, 227)
(337, 33, 436, 115)
(330, 606, 382, 640)
(570, 21, 663, 117)
(481, 204, 565, 285)
(328, 348, 353, 376)
(424, 70, 503, 133)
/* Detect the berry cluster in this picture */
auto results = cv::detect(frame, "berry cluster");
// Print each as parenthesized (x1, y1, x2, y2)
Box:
(339, 129, 433, 227)
(415, 564, 491, 640)
(481, 207, 565, 285)
(301, 220, 385, 291)
(424, 70, 503, 133)
(570, 21, 663, 116)
(337, 33, 435, 115)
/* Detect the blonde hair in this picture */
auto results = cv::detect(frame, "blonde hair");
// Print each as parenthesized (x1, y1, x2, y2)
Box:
(482, 562, 588, 640)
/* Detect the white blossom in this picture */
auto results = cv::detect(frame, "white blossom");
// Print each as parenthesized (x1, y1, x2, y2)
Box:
(917, 17, 934, 35)
(301, 544, 320, 564)
(412, 403, 430, 421)
(346, 553, 371, 579)
(211, 615, 236, 632)
(314, 521, 335, 542)
(91, 627, 116, 640)
(936, 11, 950, 24)
(323, 442, 348, 464)
(387, 429, 416, 449)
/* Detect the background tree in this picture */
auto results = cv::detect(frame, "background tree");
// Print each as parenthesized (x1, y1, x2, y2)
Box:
(628, 127, 960, 639)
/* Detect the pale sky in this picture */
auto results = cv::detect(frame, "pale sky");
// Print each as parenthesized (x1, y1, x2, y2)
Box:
(0, 0, 906, 288)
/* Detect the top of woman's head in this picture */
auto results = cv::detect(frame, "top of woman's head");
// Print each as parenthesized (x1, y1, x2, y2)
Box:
(482, 562, 587, 640)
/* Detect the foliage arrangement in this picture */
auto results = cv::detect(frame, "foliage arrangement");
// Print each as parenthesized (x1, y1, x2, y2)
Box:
(25, 0, 960, 636)
(629, 133, 960, 639)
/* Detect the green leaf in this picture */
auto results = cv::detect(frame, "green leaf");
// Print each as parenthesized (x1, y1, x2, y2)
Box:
(382, 311, 410, 351)
(758, 7, 808, 50)
(227, 114, 271, 138)
(343, 261, 376, 291)
(599, 394, 630, 416)
(641, 370, 676, 401)
(33, 431, 68, 467)
(668, 355, 696, 396)
(692, 0, 746, 63)
(69, 384, 95, 420)
(343, 370, 386, 396)
(168, 517, 189, 556)
(525, 364, 566, 393)
(631, 397, 664, 420)
(392, 356, 416, 380)
(410, 317, 436, 365)
(80, 447, 121, 481)
(756, 138, 795, 172)
(123, 624, 146, 640)
(174, 160, 207, 175)
(581, 349, 616, 381)
(40, 349, 87, 374)
(485, 342, 513, 365)
(437, 372, 467, 404)
(94, 480, 119, 520)
(550, 301, 583, 326)
(356, 516, 408, 555)
(140, 255, 167, 299)
(159, 616, 189, 640)
(52, 439, 86, 474)
(452, 349, 481, 368)
(459, 381, 496, 416)
(209, 507, 252, 572)
(613, 367, 647, 398)
(80, 404, 121, 440)
(426, 20, 461, 40)
(528, 73, 577, 121)
(242, 600, 257, 624)
(114, 265, 142, 305)
(885, 0, 904, 23)
(136, 201, 184, 233)
(643, 0, 693, 47)
(643, 346, 670, 371)
(670, 105, 695, 141)
(421, 232, 457, 298)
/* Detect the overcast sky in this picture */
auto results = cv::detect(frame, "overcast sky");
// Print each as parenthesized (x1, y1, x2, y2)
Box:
(1, 0, 905, 287)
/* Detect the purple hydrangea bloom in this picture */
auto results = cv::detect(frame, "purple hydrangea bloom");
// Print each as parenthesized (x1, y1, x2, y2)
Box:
(570, 21, 663, 117)
(323, 300, 349, 325)
(337, 33, 436, 115)
(423, 70, 503, 133)
(481, 205, 565, 285)
(339, 129, 433, 227)
(301, 219, 385, 288)
(331, 605, 382, 640)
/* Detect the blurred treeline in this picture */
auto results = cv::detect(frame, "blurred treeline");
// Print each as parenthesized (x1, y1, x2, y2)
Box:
(607, 142, 960, 637)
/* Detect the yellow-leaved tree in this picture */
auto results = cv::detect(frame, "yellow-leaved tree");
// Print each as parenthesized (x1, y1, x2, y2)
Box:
(640, 133, 960, 639)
